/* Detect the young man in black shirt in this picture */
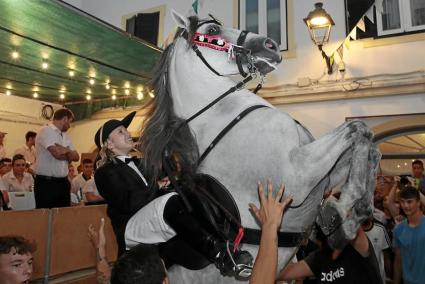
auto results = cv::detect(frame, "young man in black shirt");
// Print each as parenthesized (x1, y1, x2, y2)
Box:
(277, 226, 382, 284)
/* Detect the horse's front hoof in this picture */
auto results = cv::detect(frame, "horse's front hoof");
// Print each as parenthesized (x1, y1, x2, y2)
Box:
(316, 201, 350, 250)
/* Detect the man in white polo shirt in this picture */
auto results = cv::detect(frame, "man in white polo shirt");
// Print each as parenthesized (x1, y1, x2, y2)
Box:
(34, 108, 79, 208)
(2, 154, 34, 192)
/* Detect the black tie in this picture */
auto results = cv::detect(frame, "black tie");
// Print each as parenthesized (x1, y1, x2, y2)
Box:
(125, 157, 139, 164)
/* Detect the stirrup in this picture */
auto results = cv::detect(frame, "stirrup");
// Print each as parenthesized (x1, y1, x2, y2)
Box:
(219, 241, 253, 279)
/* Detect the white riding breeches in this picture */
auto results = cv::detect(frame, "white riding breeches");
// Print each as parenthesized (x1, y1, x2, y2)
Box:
(125, 192, 178, 249)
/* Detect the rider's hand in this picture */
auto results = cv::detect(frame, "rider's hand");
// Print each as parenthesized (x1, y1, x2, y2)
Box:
(249, 179, 293, 231)
(157, 176, 171, 189)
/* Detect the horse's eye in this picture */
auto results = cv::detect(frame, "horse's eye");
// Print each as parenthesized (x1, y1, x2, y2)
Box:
(207, 25, 220, 35)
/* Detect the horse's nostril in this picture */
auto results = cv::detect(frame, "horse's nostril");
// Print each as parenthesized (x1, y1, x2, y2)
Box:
(264, 38, 278, 51)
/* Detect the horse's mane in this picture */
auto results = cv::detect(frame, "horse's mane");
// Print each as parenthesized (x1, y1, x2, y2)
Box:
(139, 16, 201, 188)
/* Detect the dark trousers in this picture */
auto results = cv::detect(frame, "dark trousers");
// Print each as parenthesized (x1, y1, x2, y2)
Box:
(34, 175, 70, 208)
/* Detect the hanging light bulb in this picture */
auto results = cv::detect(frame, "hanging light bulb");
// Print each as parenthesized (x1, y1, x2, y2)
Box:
(32, 86, 39, 92)
(5, 90, 11, 96)
(89, 78, 95, 85)
(33, 92, 39, 98)
(59, 94, 65, 100)
(86, 94, 91, 100)
(137, 92, 144, 100)
(105, 84, 110, 90)
(11, 51, 19, 59)
(41, 60, 49, 69)
(149, 91, 155, 98)
(124, 82, 130, 89)
(124, 89, 130, 95)
(111, 89, 116, 95)
(69, 70, 75, 77)
(86, 88, 92, 94)
(112, 94, 117, 100)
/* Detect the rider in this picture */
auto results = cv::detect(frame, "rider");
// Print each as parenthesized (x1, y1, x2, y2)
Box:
(94, 111, 253, 278)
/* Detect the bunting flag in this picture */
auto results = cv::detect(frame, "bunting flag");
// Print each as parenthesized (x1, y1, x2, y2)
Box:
(192, 0, 199, 14)
(357, 18, 366, 32)
(325, 0, 379, 73)
(365, 6, 375, 24)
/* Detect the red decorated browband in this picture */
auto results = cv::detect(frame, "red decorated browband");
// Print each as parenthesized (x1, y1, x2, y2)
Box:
(192, 32, 231, 52)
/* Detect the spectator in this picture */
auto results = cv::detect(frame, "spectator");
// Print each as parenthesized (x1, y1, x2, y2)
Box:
(111, 244, 168, 284)
(411, 160, 424, 187)
(278, 222, 382, 283)
(362, 217, 392, 284)
(71, 158, 94, 204)
(88, 218, 111, 284)
(0, 158, 12, 177)
(14, 131, 37, 175)
(83, 178, 105, 205)
(393, 186, 425, 284)
(0, 131, 7, 159)
(0, 236, 35, 283)
(2, 154, 34, 192)
(0, 178, 10, 211)
(68, 163, 77, 183)
(34, 108, 79, 208)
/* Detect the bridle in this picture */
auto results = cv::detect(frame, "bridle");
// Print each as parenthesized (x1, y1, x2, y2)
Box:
(182, 15, 257, 78)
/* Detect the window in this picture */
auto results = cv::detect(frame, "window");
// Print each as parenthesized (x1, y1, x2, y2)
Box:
(121, 5, 165, 47)
(377, 0, 425, 36)
(239, 0, 288, 51)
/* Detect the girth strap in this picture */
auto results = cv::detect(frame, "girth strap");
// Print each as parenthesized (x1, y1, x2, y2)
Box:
(198, 104, 268, 165)
(243, 228, 306, 247)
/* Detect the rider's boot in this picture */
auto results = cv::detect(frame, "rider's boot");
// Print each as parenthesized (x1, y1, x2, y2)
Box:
(163, 194, 254, 278)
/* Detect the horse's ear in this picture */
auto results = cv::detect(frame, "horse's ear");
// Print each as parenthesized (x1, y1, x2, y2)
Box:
(171, 9, 190, 30)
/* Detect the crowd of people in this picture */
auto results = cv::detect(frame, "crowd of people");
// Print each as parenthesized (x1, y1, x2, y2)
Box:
(0, 108, 424, 284)
(0, 108, 104, 211)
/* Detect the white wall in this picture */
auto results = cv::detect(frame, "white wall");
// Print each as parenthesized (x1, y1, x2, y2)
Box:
(0, 94, 62, 158)
(281, 93, 425, 138)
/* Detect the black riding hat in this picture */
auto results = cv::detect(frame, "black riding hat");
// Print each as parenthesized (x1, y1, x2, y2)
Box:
(94, 111, 136, 149)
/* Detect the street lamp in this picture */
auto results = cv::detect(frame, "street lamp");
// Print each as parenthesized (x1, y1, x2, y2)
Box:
(304, 2, 335, 74)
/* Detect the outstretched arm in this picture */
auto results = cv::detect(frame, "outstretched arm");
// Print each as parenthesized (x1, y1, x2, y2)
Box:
(249, 180, 293, 284)
(88, 218, 111, 284)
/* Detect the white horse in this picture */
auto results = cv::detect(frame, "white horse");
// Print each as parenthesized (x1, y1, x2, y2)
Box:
(139, 10, 380, 283)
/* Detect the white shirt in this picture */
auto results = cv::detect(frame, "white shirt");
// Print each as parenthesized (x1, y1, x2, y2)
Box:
(365, 221, 391, 283)
(71, 173, 92, 202)
(0, 177, 6, 191)
(14, 144, 36, 169)
(35, 124, 75, 177)
(82, 178, 102, 197)
(2, 171, 34, 192)
(116, 156, 148, 186)
(0, 144, 6, 159)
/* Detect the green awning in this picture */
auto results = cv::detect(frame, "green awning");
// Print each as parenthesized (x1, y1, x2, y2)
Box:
(0, 0, 162, 119)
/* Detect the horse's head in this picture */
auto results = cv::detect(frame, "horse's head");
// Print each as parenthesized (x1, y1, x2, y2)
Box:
(171, 10, 282, 76)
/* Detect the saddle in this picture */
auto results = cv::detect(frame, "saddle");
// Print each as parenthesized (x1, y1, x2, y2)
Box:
(158, 173, 242, 270)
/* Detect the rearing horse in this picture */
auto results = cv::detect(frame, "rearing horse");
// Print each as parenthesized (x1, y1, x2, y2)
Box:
(139, 10, 380, 283)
